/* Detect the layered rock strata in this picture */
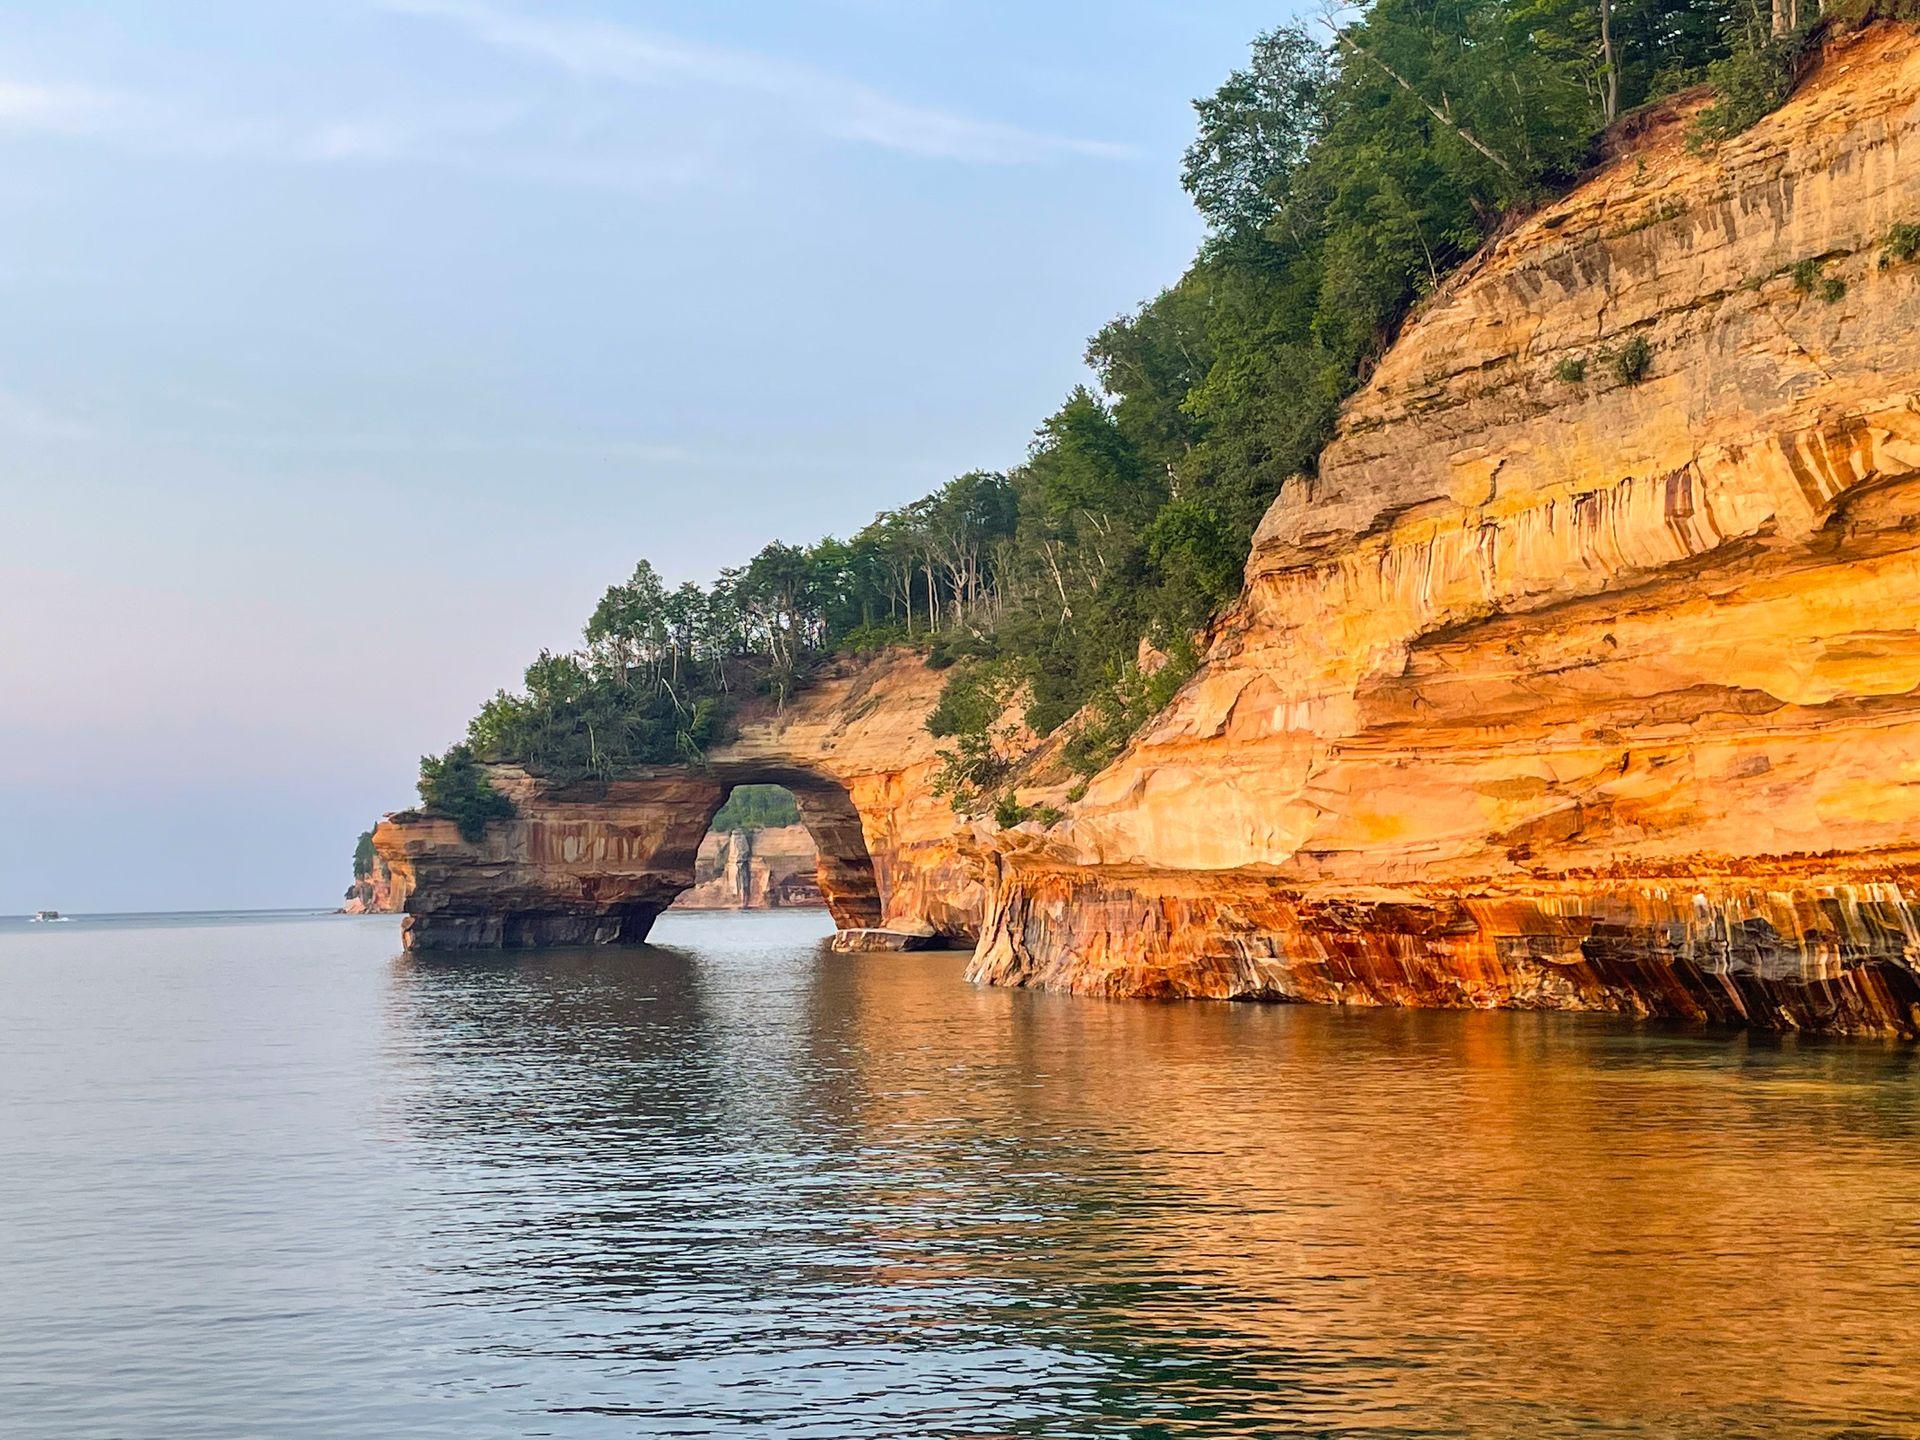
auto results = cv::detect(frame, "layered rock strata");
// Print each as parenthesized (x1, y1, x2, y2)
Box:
(374, 652, 985, 950)
(381, 25, 1920, 1035)
(970, 23, 1920, 1036)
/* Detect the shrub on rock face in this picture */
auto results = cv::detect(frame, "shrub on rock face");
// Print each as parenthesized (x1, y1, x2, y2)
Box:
(1611, 336, 1653, 386)
(1882, 222, 1920, 268)
(418, 744, 516, 842)
(1555, 356, 1588, 384)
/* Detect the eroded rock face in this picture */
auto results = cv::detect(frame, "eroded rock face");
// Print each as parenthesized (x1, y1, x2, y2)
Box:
(341, 851, 400, 914)
(970, 23, 1920, 1036)
(381, 26, 1920, 1033)
(374, 652, 986, 950)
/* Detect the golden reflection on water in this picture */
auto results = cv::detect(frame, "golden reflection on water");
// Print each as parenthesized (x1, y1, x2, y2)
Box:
(802, 948, 1920, 1434)
(386, 913, 1920, 1437)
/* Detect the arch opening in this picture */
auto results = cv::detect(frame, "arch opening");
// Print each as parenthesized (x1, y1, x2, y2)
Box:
(672, 785, 826, 913)
(701, 768, 884, 932)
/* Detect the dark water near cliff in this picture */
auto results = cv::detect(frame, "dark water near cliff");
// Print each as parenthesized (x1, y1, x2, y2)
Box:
(3, 910, 1919, 1439)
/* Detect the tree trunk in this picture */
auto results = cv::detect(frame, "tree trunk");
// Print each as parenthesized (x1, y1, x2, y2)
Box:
(1599, 0, 1619, 124)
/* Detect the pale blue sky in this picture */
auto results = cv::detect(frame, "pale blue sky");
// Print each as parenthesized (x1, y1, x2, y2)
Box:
(0, 0, 1283, 912)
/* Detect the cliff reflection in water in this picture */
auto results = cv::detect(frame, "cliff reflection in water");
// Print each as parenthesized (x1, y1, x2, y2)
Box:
(381, 910, 1920, 1438)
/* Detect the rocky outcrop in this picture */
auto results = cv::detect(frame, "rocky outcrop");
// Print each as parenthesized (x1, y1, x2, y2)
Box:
(374, 651, 986, 951)
(673, 824, 824, 909)
(342, 851, 400, 914)
(380, 24, 1920, 1034)
(970, 22, 1920, 1036)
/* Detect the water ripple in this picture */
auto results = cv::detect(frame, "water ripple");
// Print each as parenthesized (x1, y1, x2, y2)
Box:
(2, 909, 1918, 1437)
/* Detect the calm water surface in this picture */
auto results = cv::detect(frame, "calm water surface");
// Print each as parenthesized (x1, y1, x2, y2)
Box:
(2, 908, 1918, 1438)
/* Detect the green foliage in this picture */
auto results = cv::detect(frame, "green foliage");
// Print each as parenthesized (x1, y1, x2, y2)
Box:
(352, 829, 376, 880)
(1787, 256, 1847, 303)
(463, 650, 719, 784)
(990, 796, 1067, 830)
(418, 744, 516, 842)
(1061, 640, 1201, 779)
(1181, 26, 1332, 239)
(1881, 222, 1920, 268)
(1611, 335, 1654, 384)
(992, 792, 1028, 830)
(1690, 2, 1813, 147)
(1555, 356, 1589, 383)
(926, 659, 1028, 815)
(709, 784, 801, 833)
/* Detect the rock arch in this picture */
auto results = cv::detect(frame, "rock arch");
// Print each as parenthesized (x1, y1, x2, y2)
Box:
(373, 653, 985, 952)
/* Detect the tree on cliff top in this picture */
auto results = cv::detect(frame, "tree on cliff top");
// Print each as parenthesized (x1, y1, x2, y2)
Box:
(709, 785, 802, 833)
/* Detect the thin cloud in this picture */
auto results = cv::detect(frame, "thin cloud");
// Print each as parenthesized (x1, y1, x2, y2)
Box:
(382, 0, 1134, 164)
(0, 74, 700, 191)
(0, 79, 128, 137)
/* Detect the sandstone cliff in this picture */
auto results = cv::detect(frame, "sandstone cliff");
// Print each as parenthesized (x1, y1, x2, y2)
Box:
(971, 22, 1920, 1035)
(672, 824, 824, 910)
(379, 23, 1920, 1035)
(374, 651, 985, 949)
(342, 850, 400, 914)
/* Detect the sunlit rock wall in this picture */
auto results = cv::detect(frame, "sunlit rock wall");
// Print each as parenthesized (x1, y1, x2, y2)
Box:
(971, 24, 1920, 1036)
(673, 824, 825, 909)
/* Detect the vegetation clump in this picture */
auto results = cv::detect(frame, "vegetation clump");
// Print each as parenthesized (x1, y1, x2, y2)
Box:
(418, 744, 518, 842)
(1690, 10, 1814, 148)
(1555, 356, 1589, 384)
(1882, 222, 1920, 268)
(1792, 257, 1847, 303)
(352, 829, 376, 880)
(709, 785, 801, 833)
(1611, 335, 1655, 385)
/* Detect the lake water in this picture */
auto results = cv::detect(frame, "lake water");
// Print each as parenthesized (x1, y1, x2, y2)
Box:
(2, 909, 1918, 1439)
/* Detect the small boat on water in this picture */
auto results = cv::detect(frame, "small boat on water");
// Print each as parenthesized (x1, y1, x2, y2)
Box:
(30, 910, 71, 923)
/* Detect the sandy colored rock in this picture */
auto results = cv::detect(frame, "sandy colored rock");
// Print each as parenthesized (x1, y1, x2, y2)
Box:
(375, 651, 986, 950)
(969, 23, 1920, 1036)
(384, 25, 1920, 1034)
